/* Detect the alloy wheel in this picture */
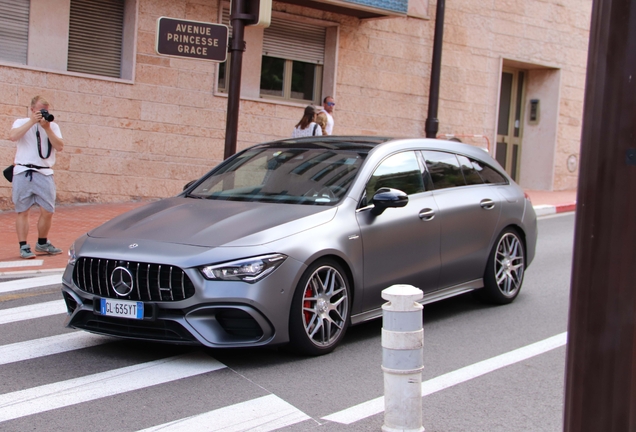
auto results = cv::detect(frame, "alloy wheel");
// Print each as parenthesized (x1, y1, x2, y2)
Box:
(300, 265, 349, 348)
(494, 232, 525, 296)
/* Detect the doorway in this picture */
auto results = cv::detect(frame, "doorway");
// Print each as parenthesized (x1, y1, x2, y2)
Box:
(496, 68, 526, 181)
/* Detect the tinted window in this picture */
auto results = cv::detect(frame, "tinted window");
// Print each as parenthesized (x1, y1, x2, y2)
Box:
(422, 151, 466, 189)
(471, 159, 508, 184)
(457, 155, 484, 185)
(364, 152, 425, 202)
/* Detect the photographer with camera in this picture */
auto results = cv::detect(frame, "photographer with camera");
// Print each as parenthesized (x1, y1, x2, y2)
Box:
(9, 95, 64, 259)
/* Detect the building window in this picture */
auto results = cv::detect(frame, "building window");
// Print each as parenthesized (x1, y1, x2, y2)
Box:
(261, 18, 325, 104)
(260, 56, 284, 97)
(219, 61, 228, 90)
(0, 0, 135, 80)
(0, 0, 30, 64)
(218, 5, 336, 105)
(68, 0, 124, 78)
(218, 7, 231, 92)
(260, 57, 322, 103)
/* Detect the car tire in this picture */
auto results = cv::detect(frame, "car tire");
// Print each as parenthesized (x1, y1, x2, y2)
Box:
(477, 228, 526, 305)
(288, 259, 351, 356)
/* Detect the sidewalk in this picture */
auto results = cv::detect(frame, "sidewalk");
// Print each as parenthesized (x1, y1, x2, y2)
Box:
(0, 189, 577, 276)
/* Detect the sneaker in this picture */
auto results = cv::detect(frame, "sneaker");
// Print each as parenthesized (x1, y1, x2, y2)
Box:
(35, 241, 62, 255)
(20, 244, 36, 259)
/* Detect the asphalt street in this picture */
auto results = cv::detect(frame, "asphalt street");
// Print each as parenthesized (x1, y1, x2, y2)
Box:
(0, 212, 575, 431)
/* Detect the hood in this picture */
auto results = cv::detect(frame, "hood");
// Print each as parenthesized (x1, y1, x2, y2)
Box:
(88, 197, 337, 247)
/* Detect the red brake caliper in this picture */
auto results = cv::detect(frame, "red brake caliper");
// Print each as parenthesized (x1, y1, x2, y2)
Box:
(303, 286, 313, 325)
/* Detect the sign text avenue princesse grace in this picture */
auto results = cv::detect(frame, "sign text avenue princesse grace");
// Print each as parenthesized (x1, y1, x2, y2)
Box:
(156, 17, 228, 62)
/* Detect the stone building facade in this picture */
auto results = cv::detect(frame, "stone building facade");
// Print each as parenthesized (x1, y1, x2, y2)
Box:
(0, 0, 592, 210)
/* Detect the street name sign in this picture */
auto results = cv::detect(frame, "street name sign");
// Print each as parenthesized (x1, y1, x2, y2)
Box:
(156, 17, 228, 62)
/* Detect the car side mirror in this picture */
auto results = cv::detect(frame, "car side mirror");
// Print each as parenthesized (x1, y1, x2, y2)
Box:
(183, 180, 197, 191)
(371, 187, 409, 215)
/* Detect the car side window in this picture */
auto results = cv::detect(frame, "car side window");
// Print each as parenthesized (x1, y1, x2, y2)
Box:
(457, 155, 484, 185)
(470, 159, 508, 184)
(421, 151, 466, 189)
(364, 151, 425, 204)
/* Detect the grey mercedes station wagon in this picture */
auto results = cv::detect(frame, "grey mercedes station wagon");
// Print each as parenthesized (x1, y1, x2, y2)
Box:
(61, 136, 537, 355)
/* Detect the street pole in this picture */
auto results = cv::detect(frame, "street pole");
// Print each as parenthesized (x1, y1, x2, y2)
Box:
(425, 0, 445, 138)
(563, 0, 636, 429)
(224, 0, 247, 160)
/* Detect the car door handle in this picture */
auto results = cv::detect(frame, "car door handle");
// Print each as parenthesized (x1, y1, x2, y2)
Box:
(480, 199, 496, 210)
(419, 208, 435, 221)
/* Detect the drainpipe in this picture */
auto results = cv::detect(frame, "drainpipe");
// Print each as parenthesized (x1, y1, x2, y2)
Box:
(425, 0, 445, 138)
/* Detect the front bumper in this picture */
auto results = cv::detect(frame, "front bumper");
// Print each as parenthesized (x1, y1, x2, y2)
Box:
(61, 255, 305, 348)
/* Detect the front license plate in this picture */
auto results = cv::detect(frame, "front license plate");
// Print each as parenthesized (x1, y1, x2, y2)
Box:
(100, 298, 143, 319)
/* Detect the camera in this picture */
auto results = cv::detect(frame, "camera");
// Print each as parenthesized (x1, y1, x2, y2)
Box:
(40, 109, 54, 122)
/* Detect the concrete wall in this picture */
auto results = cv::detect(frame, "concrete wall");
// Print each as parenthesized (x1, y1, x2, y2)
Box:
(0, 0, 592, 210)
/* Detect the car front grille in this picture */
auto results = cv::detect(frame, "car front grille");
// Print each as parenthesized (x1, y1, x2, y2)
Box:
(73, 257, 195, 302)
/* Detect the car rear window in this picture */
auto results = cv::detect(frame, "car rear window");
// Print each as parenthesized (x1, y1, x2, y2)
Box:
(421, 150, 466, 189)
(457, 155, 484, 185)
(470, 159, 508, 184)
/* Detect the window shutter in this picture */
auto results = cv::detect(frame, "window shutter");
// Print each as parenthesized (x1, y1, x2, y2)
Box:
(0, 0, 30, 64)
(222, 9, 324, 64)
(263, 19, 325, 64)
(67, 0, 124, 78)
(222, 8, 232, 37)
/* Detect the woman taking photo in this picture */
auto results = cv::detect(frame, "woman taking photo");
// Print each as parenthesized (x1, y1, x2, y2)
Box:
(292, 106, 322, 138)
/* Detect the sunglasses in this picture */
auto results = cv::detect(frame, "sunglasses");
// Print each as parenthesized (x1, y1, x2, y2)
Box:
(326, 102, 335, 106)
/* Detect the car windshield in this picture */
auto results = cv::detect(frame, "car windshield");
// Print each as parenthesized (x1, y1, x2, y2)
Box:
(188, 147, 368, 205)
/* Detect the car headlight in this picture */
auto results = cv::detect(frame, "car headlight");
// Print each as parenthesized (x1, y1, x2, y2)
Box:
(200, 254, 287, 283)
(68, 243, 77, 265)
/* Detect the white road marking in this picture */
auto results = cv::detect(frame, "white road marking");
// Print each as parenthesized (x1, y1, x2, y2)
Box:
(137, 394, 312, 432)
(0, 275, 569, 429)
(323, 332, 568, 424)
(0, 300, 67, 325)
(0, 332, 113, 365)
(0, 274, 63, 294)
(0, 260, 43, 268)
(0, 352, 225, 423)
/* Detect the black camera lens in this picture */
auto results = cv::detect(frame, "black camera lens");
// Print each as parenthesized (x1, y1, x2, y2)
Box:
(40, 109, 54, 122)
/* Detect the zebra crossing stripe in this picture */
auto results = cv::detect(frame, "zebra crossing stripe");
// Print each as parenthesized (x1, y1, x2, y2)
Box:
(0, 332, 113, 366)
(0, 300, 67, 325)
(0, 274, 62, 294)
(0, 300, 67, 324)
(0, 352, 225, 423)
(322, 332, 568, 425)
(137, 394, 313, 432)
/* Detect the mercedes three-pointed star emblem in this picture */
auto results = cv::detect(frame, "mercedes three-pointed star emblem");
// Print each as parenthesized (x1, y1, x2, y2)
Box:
(110, 266, 134, 296)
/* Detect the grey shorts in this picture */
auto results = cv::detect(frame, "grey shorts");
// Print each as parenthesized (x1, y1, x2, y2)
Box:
(12, 170, 56, 213)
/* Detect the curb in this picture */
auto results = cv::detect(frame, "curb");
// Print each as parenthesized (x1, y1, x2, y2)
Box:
(533, 203, 577, 217)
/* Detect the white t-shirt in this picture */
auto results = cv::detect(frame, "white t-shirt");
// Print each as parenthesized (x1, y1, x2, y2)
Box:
(292, 122, 323, 138)
(12, 118, 62, 176)
(319, 110, 334, 135)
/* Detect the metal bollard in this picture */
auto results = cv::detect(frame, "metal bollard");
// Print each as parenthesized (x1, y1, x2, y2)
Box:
(381, 284, 424, 432)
